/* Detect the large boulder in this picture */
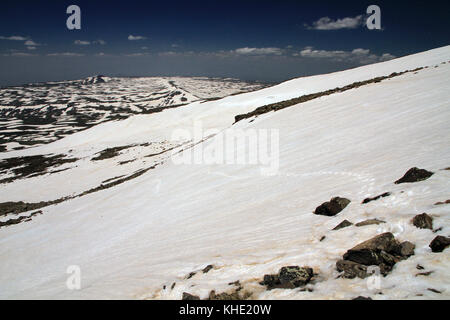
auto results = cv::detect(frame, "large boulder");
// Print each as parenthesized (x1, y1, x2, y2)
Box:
(412, 213, 433, 230)
(314, 197, 351, 216)
(345, 232, 400, 253)
(394, 167, 434, 184)
(337, 233, 415, 278)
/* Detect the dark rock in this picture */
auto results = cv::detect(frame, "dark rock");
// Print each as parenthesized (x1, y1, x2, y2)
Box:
(182, 292, 200, 300)
(314, 197, 351, 216)
(346, 232, 400, 253)
(208, 290, 240, 300)
(333, 220, 353, 230)
(260, 274, 280, 289)
(186, 272, 196, 279)
(416, 271, 433, 277)
(355, 219, 386, 227)
(434, 199, 450, 205)
(278, 266, 314, 288)
(394, 167, 434, 184)
(261, 266, 314, 290)
(427, 288, 442, 294)
(228, 280, 241, 287)
(0, 210, 43, 229)
(352, 296, 372, 300)
(362, 192, 391, 204)
(397, 241, 415, 257)
(433, 227, 443, 233)
(336, 260, 368, 279)
(412, 213, 433, 230)
(320, 236, 326, 242)
(344, 249, 390, 266)
(202, 265, 214, 274)
(338, 233, 415, 278)
(429, 236, 450, 253)
(416, 264, 425, 270)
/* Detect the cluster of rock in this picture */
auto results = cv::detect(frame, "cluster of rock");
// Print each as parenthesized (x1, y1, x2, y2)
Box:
(336, 233, 415, 279)
(179, 167, 448, 300)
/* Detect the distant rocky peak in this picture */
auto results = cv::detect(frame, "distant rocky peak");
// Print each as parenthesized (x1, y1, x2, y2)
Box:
(82, 75, 109, 85)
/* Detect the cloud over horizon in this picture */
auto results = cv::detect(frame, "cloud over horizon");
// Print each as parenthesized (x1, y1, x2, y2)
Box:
(0, 35, 29, 41)
(297, 47, 395, 63)
(128, 35, 147, 41)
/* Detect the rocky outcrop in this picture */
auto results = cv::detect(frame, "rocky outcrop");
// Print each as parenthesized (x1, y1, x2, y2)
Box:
(260, 266, 314, 289)
(394, 167, 434, 184)
(337, 233, 415, 279)
(314, 197, 351, 216)
(412, 213, 433, 230)
(429, 236, 450, 252)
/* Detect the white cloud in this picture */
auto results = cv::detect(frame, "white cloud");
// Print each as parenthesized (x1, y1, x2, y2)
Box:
(298, 47, 396, 64)
(93, 39, 106, 45)
(380, 53, 396, 61)
(47, 52, 84, 57)
(3, 52, 36, 57)
(0, 35, 28, 41)
(75, 39, 106, 45)
(305, 16, 364, 30)
(234, 47, 283, 56)
(74, 40, 91, 45)
(124, 52, 149, 57)
(26, 46, 37, 50)
(128, 35, 147, 41)
(24, 40, 40, 46)
(352, 48, 370, 55)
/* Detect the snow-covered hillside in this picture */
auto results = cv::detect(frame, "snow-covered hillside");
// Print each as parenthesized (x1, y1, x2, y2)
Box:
(0, 46, 449, 300)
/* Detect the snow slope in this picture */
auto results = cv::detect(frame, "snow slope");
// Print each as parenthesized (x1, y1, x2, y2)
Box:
(0, 46, 449, 299)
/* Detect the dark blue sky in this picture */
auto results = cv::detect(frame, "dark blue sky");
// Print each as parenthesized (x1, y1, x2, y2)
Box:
(1, 0, 449, 86)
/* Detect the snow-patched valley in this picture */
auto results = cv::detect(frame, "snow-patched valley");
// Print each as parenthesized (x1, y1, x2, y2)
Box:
(0, 46, 449, 300)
